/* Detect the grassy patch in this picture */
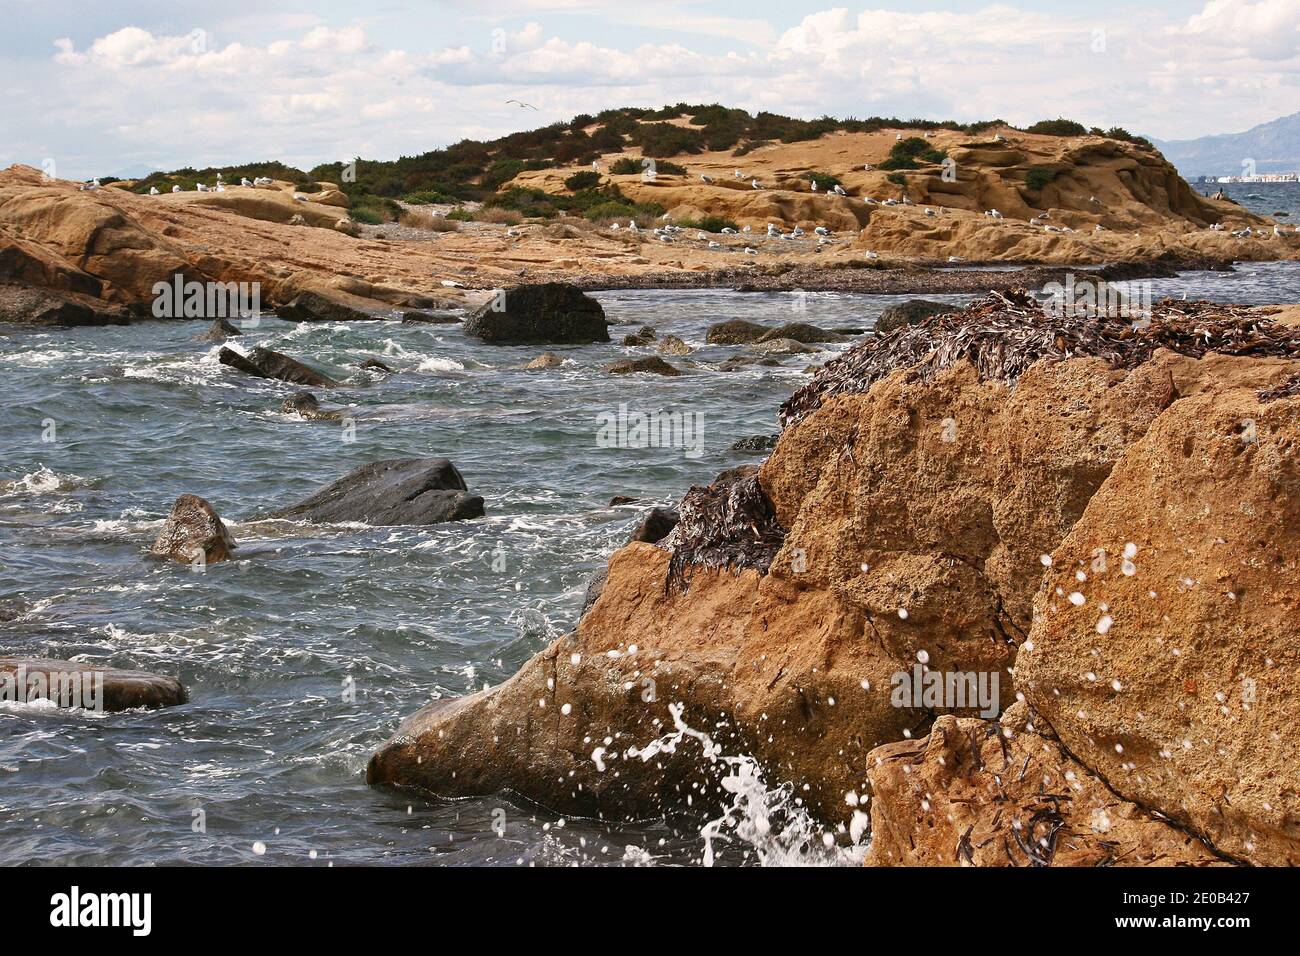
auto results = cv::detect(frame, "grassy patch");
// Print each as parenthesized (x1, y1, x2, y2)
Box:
(878, 137, 947, 171)
(676, 215, 739, 233)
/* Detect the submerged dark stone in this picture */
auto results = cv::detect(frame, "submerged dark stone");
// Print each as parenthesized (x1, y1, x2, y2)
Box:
(265, 458, 484, 526)
(218, 346, 339, 388)
(0, 658, 187, 711)
(463, 283, 608, 344)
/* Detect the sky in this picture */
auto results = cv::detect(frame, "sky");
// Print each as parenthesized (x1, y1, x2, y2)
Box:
(2, 0, 1298, 179)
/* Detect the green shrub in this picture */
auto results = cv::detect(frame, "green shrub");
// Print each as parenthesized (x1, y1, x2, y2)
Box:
(445, 207, 477, 222)
(630, 122, 705, 158)
(564, 170, 602, 191)
(350, 194, 401, 223)
(404, 189, 454, 205)
(886, 172, 907, 187)
(1024, 166, 1060, 191)
(879, 136, 947, 170)
(803, 171, 842, 190)
(1025, 118, 1088, 137)
(676, 215, 739, 233)
(608, 157, 684, 176)
(583, 201, 639, 222)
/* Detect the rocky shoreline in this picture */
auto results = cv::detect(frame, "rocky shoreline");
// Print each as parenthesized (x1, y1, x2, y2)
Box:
(368, 289, 1300, 867)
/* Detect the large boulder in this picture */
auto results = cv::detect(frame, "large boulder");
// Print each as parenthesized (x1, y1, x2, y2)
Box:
(0, 282, 127, 327)
(0, 658, 187, 712)
(218, 346, 339, 387)
(603, 356, 682, 376)
(148, 494, 236, 566)
(756, 322, 846, 344)
(266, 458, 484, 525)
(197, 317, 243, 341)
(462, 283, 609, 344)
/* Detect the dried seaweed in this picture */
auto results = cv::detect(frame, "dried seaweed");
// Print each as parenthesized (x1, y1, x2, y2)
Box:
(780, 289, 1300, 428)
(1260, 371, 1300, 402)
(665, 473, 785, 592)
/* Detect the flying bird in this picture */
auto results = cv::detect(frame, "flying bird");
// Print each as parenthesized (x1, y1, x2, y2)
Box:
(506, 99, 538, 110)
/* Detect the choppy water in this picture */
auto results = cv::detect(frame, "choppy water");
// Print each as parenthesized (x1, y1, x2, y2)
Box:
(1191, 180, 1300, 219)
(2, 272, 1298, 866)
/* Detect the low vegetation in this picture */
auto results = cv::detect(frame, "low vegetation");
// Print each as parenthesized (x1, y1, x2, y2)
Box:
(878, 137, 948, 171)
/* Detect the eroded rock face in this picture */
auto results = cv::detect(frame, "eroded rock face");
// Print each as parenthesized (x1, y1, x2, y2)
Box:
(148, 494, 236, 566)
(463, 283, 608, 344)
(864, 702, 1220, 866)
(0, 658, 187, 711)
(218, 345, 339, 388)
(266, 458, 484, 525)
(368, 300, 1300, 863)
(1017, 385, 1300, 865)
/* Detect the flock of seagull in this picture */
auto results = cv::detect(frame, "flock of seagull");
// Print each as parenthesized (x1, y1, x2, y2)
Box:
(81, 171, 279, 196)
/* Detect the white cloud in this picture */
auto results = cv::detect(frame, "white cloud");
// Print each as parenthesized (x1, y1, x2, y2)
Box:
(7, 2, 1298, 180)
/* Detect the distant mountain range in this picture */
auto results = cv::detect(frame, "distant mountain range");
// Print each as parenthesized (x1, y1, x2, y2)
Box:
(1152, 111, 1300, 179)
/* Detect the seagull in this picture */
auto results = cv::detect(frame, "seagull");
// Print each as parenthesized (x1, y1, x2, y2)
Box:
(924, 208, 936, 217)
(814, 226, 830, 236)
(506, 228, 521, 237)
(610, 223, 620, 231)
(628, 221, 638, 233)
(741, 225, 752, 233)
(863, 197, 877, 205)
(592, 160, 600, 171)
(790, 225, 805, 237)
(196, 183, 210, 192)
(896, 133, 903, 141)
(149, 186, 159, 195)
(947, 255, 963, 262)
(661, 213, 671, 221)
(743, 247, 757, 255)
(1090, 196, 1100, 204)
(216, 184, 226, 192)
(171, 185, 181, 193)
(216, 172, 223, 183)
(241, 178, 252, 187)
(292, 193, 307, 201)
(863, 164, 873, 171)
(989, 209, 1002, 219)
(811, 180, 818, 192)
(441, 279, 463, 288)
(721, 227, 738, 235)
(701, 174, 713, 184)
(1275, 225, 1285, 237)
(708, 240, 720, 249)
(751, 179, 761, 189)
(506, 99, 538, 110)
(697, 232, 707, 240)
(832, 184, 846, 196)
(994, 133, 1008, 142)
(734, 170, 743, 179)
(865, 250, 879, 259)
(767, 223, 781, 236)
(1095, 224, 1105, 232)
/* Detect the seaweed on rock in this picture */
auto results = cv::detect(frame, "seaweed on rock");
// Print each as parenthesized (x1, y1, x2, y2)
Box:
(780, 289, 1300, 428)
(664, 473, 785, 592)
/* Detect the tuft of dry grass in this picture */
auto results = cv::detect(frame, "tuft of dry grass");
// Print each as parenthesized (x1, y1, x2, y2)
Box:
(399, 208, 459, 231)
(476, 207, 523, 225)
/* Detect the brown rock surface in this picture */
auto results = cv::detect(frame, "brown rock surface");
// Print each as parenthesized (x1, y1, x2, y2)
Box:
(864, 702, 1221, 866)
(0, 658, 187, 711)
(148, 494, 236, 566)
(1017, 384, 1300, 865)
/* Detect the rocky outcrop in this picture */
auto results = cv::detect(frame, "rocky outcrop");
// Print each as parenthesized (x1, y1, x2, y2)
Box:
(603, 356, 682, 376)
(463, 283, 609, 344)
(148, 494, 236, 566)
(218, 346, 339, 388)
(864, 702, 1221, 866)
(657, 335, 692, 356)
(0, 283, 128, 326)
(281, 392, 344, 421)
(756, 322, 845, 344)
(874, 298, 960, 333)
(266, 458, 484, 526)
(198, 317, 243, 341)
(0, 658, 187, 711)
(368, 291, 1300, 866)
(706, 319, 768, 344)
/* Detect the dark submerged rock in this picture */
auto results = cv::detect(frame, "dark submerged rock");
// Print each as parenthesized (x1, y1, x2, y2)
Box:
(218, 346, 339, 388)
(265, 458, 484, 525)
(706, 319, 769, 344)
(275, 291, 377, 323)
(603, 356, 682, 376)
(874, 299, 961, 334)
(730, 434, 779, 452)
(198, 317, 243, 341)
(462, 283, 609, 344)
(0, 658, 187, 711)
(281, 392, 344, 421)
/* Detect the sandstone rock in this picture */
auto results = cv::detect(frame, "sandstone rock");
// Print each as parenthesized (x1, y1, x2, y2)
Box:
(706, 319, 768, 345)
(656, 335, 692, 356)
(0, 283, 126, 327)
(148, 494, 236, 566)
(218, 345, 339, 388)
(266, 458, 484, 526)
(864, 702, 1221, 866)
(1016, 384, 1300, 865)
(523, 352, 563, 369)
(197, 317, 242, 341)
(603, 356, 682, 376)
(0, 658, 187, 712)
(874, 299, 961, 334)
(463, 283, 609, 344)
